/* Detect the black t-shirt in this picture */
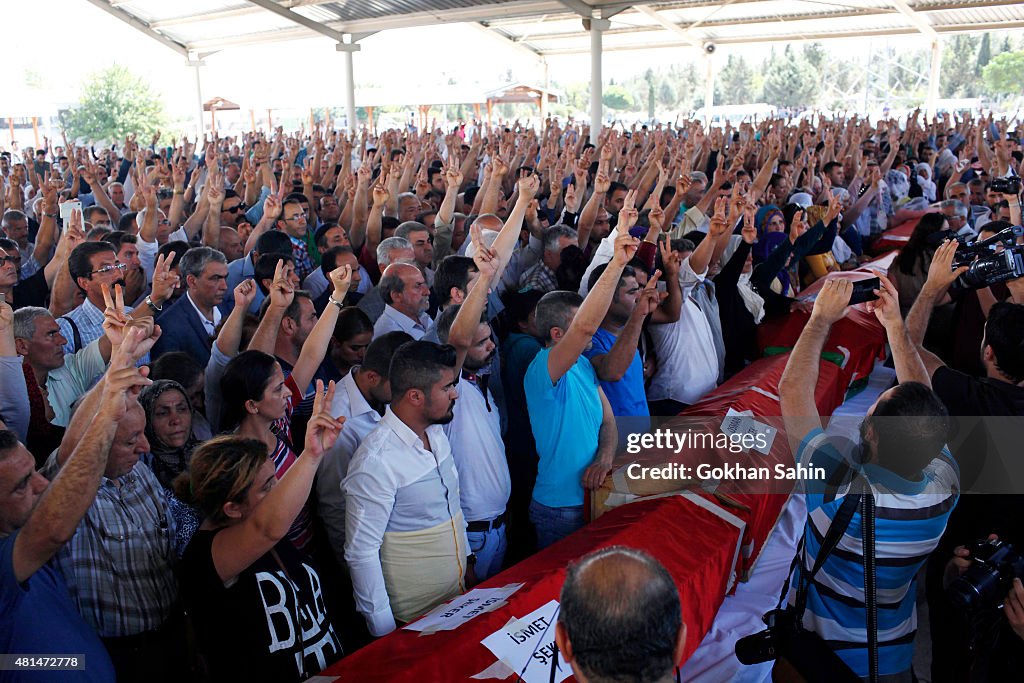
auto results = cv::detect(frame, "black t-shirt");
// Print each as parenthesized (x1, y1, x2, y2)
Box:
(931, 365, 1024, 416)
(180, 529, 343, 682)
(12, 269, 49, 310)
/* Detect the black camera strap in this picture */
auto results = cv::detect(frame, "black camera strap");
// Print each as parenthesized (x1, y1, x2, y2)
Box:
(777, 475, 880, 683)
(860, 480, 879, 683)
(793, 489, 861, 618)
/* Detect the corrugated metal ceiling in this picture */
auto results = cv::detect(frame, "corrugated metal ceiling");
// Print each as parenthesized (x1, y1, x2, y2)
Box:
(94, 0, 1024, 56)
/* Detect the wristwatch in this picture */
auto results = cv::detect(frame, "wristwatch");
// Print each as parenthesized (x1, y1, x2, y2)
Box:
(327, 294, 345, 310)
(145, 295, 163, 313)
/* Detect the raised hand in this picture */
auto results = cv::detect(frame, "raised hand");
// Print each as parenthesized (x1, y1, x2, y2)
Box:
(612, 229, 640, 267)
(101, 283, 131, 347)
(810, 277, 853, 325)
(741, 205, 758, 244)
(865, 274, 902, 329)
(469, 222, 498, 280)
(635, 269, 667, 317)
(925, 239, 969, 292)
(659, 238, 681, 278)
(564, 181, 581, 214)
(618, 189, 639, 232)
(710, 196, 729, 236)
(304, 380, 345, 458)
(825, 191, 843, 224)
(445, 163, 463, 192)
(262, 193, 283, 222)
(517, 171, 540, 201)
(329, 263, 353, 298)
(269, 258, 296, 308)
(150, 251, 180, 305)
(233, 278, 257, 310)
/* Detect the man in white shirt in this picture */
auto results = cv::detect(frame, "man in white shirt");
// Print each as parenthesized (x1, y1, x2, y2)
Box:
(372, 262, 431, 340)
(435, 253, 511, 581)
(317, 331, 412, 568)
(648, 216, 732, 415)
(344, 340, 471, 637)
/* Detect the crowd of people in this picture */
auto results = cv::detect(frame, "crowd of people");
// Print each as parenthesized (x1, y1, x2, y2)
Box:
(0, 108, 1023, 682)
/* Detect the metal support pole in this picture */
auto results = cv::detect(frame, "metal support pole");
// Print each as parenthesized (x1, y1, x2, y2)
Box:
(704, 52, 715, 112)
(344, 48, 357, 133)
(590, 19, 610, 144)
(926, 38, 942, 118)
(192, 63, 204, 140)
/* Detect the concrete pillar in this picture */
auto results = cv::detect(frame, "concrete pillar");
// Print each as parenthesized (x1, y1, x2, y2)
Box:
(926, 38, 942, 118)
(590, 19, 610, 144)
(192, 63, 204, 140)
(704, 52, 715, 112)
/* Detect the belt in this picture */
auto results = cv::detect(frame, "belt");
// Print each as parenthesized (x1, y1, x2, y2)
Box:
(467, 511, 508, 533)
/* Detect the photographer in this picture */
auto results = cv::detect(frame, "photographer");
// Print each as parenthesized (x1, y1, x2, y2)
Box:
(943, 537, 1024, 679)
(898, 238, 1024, 681)
(777, 277, 957, 682)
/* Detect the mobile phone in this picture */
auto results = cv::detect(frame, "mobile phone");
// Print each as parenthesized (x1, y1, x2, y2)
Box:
(848, 277, 880, 305)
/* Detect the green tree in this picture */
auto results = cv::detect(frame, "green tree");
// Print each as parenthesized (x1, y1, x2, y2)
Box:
(602, 85, 634, 111)
(803, 42, 826, 71)
(718, 54, 756, 105)
(977, 32, 992, 73)
(982, 51, 1024, 96)
(658, 80, 677, 108)
(761, 46, 817, 107)
(941, 34, 981, 97)
(62, 65, 165, 141)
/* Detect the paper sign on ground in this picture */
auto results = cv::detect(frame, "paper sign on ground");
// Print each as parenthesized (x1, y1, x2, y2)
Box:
(405, 583, 524, 633)
(721, 408, 778, 455)
(480, 600, 569, 683)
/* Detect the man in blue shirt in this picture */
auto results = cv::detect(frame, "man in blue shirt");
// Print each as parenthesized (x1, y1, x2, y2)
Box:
(779, 276, 958, 681)
(583, 249, 682, 420)
(0, 323, 157, 683)
(525, 192, 641, 548)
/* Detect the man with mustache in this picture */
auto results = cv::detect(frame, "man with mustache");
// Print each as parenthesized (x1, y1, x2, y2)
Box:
(58, 242, 176, 355)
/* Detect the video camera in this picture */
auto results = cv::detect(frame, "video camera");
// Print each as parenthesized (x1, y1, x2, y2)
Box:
(933, 226, 1024, 290)
(949, 538, 1024, 612)
(989, 176, 1022, 197)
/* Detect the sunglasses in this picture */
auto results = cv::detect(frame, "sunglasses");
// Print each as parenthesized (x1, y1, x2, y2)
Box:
(0, 255, 21, 267)
(225, 204, 246, 213)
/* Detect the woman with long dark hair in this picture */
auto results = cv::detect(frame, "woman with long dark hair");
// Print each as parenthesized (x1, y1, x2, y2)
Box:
(892, 212, 949, 315)
(330, 306, 373, 377)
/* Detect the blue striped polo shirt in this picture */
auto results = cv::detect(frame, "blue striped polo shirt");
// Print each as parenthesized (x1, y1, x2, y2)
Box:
(790, 429, 959, 678)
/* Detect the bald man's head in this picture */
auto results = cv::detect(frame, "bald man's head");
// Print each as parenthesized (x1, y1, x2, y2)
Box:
(379, 262, 429, 317)
(556, 547, 684, 683)
(473, 213, 503, 233)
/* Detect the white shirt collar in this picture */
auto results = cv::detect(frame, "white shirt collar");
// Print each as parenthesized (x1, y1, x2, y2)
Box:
(186, 291, 223, 334)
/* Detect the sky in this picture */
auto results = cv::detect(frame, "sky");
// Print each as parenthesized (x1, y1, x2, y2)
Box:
(0, 0, 991, 136)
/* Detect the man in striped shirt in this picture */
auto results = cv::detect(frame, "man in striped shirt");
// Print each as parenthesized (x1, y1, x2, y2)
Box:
(779, 277, 958, 681)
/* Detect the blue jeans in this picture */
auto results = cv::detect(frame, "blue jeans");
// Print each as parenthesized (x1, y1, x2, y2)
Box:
(467, 524, 508, 582)
(529, 499, 584, 550)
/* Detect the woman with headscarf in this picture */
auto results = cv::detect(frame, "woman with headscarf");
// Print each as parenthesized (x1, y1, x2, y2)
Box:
(714, 211, 765, 378)
(754, 204, 786, 239)
(139, 379, 202, 557)
(916, 163, 937, 202)
(751, 195, 844, 318)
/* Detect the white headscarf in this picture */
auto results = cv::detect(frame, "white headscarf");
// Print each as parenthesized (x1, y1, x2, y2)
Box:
(719, 235, 765, 324)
